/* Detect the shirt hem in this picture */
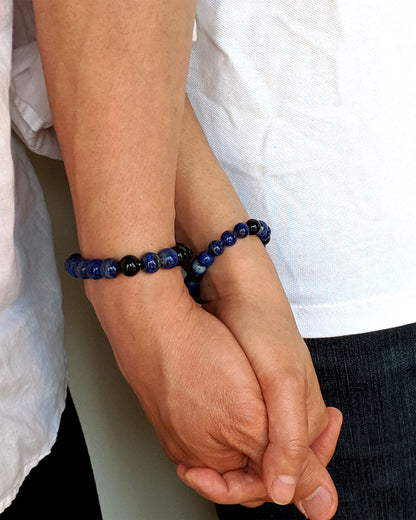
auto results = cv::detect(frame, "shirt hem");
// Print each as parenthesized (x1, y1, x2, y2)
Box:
(0, 385, 68, 515)
(293, 292, 416, 339)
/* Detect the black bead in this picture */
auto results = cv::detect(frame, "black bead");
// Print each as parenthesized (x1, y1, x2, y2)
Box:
(174, 243, 193, 266)
(120, 255, 141, 276)
(246, 219, 261, 235)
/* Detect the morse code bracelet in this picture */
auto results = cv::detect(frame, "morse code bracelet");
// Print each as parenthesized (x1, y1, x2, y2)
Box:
(65, 243, 193, 280)
(184, 219, 271, 303)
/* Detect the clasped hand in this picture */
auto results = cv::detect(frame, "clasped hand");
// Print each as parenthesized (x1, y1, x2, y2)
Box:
(86, 254, 342, 520)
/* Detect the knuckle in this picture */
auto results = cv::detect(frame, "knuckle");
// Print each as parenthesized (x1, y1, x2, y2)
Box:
(282, 439, 309, 465)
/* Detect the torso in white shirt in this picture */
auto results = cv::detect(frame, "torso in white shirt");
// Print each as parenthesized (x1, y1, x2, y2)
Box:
(187, 0, 416, 337)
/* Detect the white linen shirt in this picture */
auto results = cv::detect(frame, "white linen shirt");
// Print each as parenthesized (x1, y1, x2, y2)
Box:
(0, 1, 66, 512)
(188, 0, 416, 337)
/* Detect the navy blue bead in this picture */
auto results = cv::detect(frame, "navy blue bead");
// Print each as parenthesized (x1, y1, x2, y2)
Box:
(257, 220, 270, 241)
(191, 260, 207, 276)
(65, 253, 81, 278)
(120, 255, 141, 276)
(73, 258, 87, 279)
(221, 230, 237, 247)
(246, 219, 261, 235)
(141, 252, 160, 273)
(234, 222, 250, 238)
(159, 248, 178, 269)
(185, 277, 200, 297)
(186, 269, 203, 282)
(86, 259, 103, 280)
(208, 240, 224, 257)
(100, 258, 121, 279)
(198, 250, 214, 267)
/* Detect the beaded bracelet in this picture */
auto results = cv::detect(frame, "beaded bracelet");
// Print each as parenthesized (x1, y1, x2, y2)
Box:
(184, 219, 271, 303)
(65, 243, 193, 280)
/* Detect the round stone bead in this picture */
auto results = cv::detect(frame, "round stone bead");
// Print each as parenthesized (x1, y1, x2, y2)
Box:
(65, 253, 82, 278)
(198, 250, 214, 267)
(158, 248, 178, 269)
(173, 243, 192, 266)
(191, 260, 207, 276)
(208, 240, 224, 257)
(74, 258, 89, 279)
(141, 252, 160, 273)
(234, 222, 250, 238)
(120, 255, 141, 276)
(86, 259, 103, 280)
(185, 278, 200, 298)
(246, 219, 261, 235)
(186, 269, 203, 282)
(221, 230, 237, 247)
(257, 220, 270, 241)
(100, 258, 121, 279)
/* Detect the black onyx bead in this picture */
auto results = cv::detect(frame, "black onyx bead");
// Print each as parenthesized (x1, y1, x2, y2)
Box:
(120, 255, 141, 276)
(173, 243, 193, 266)
(246, 219, 261, 235)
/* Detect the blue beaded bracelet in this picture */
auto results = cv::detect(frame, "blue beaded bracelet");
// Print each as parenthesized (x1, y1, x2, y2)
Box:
(65, 243, 193, 280)
(184, 219, 271, 303)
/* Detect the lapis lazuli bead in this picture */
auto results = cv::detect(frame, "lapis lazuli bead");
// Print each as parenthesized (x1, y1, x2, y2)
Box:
(86, 259, 103, 280)
(100, 258, 121, 279)
(198, 251, 214, 267)
(141, 252, 160, 273)
(185, 278, 200, 297)
(208, 240, 224, 257)
(73, 258, 88, 279)
(191, 260, 207, 276)
(120, 255, 141, 276)
(221, 230, 237, 247)
(234, 222, 249, 238)
(65, 253, 81, 278)
(257, 220, 270, 241)
(159, 248, 179, 269)
(246, 219, 261, 235)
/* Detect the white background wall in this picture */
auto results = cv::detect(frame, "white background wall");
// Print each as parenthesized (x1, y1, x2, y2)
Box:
(30, 152, 217, 520)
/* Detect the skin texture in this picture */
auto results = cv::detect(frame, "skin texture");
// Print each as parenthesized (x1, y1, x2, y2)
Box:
(33, 3, 342, 518)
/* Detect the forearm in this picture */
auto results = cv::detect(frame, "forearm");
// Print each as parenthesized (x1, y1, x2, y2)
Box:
(176, 97, 291, 313)
(176, 97, 249, 249)
(34, 0, 195, 257)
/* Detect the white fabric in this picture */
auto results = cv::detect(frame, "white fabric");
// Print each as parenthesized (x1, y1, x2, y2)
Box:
(188, 0, 416, 337)
(0, 0, 66, 513)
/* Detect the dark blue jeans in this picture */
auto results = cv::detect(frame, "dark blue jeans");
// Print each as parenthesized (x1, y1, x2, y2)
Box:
(216, 322, 416, 519)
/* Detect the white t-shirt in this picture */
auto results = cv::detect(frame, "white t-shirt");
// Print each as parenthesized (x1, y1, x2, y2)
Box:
(187, 0, 416, 337)
(0, 1, 66, 513)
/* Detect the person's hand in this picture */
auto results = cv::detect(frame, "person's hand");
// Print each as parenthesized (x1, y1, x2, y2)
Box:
(177, 406, 342, 520)
(85, 270, 269, 481)
(195, 236, 343, 516)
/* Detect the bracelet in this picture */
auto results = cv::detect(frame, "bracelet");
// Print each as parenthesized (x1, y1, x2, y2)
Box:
(184, 219, 271, 303)
(65, 243, 193, 280)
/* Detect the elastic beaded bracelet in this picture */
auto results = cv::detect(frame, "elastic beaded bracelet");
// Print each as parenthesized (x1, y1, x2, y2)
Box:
(184, 219, 271, 303)
(65, 242, 193, 280)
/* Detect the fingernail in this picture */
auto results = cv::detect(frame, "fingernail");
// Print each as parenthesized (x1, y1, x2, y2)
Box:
(271, 475, 297, 505)
(298, 486, 333, 519)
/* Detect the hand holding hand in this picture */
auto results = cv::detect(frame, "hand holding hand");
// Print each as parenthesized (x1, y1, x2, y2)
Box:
(85, 271, 269, 479)
(186, 236, 343, 518)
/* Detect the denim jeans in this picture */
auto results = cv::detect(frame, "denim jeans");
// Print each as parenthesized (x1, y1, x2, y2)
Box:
(216, 322, 416, 519)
